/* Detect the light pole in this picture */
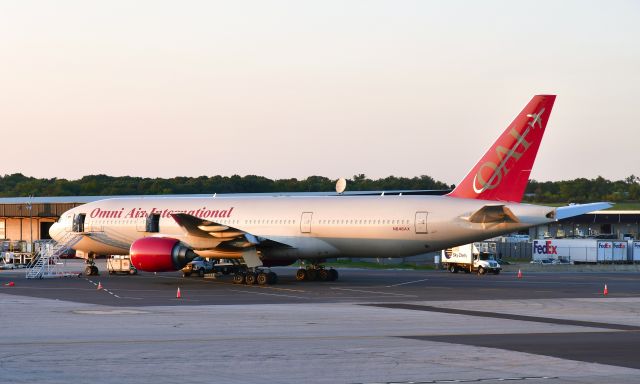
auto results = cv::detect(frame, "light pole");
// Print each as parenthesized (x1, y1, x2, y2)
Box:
(26, 195, 33, 252)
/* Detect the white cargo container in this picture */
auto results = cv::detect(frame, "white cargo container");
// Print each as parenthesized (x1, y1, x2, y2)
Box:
(441, 243, 501, 275)
(612, 241, 629, 262)
(532, 239, 598, 263)
(597, 241, 613, 263)
(633, 242, 640, 262)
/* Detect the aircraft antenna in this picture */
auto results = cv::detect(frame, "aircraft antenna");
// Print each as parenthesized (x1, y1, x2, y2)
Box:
(335, 178, 347, 194)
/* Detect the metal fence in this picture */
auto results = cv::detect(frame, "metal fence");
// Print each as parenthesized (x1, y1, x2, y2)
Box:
(486, 241, 532, 260)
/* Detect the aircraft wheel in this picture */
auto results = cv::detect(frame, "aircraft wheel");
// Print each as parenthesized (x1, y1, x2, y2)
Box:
(478, 267, 486, 275)
(295, 269, 307, 281)
(129, 269, 137, 275)
(328, 268, 338, 281)
(85, 266, 93, 276)
(449, 265, 458, 273)
(245, 273, 256, 285)
(256, 272, 269, 285)
(306, 268, 318, 281)
(268, 272, 278, 284)
(233, 273, 245, 284)
(318, 269, 330, 281)
(91, 266, 99, 275)
(198, 268, 205, 277)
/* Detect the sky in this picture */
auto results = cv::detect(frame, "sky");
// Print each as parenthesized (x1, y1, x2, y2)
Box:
(1, 0, 639, 185)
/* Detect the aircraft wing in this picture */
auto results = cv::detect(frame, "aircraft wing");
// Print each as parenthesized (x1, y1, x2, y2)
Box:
(170, 213, 294, 248)
(466, 204, 520, 224)
(555, 202, 613, 220)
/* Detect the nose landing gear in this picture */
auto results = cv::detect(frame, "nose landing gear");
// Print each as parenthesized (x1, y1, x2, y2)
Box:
(84, 264, 99, 276)
(84, 254, 99, 276)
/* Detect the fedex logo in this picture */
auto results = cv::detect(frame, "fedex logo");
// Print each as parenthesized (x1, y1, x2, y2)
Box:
(533, 240, 557, 255)
(599, 243, 612, 249)
(613, 243, 626, 249)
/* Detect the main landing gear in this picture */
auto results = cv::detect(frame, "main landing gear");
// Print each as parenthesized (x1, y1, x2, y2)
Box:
(295, 265, 338, 282)
(232, 268, 278, 286)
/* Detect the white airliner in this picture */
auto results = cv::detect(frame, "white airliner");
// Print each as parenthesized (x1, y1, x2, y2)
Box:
(49, 95, 610, 284)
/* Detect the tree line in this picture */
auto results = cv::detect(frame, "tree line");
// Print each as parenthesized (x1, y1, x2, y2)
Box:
(0, 173, 449, 197)
(0, 173, 638, 203)
(524, 175, 640, 203)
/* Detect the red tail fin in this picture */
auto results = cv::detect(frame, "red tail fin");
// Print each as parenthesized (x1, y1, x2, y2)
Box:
(447, 95, 556, 203)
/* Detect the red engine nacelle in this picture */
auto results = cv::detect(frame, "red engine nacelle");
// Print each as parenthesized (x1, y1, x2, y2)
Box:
(130, 237, 196, 272)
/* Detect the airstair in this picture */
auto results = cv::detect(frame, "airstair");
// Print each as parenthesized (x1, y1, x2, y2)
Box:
(25, 232, 83, 279)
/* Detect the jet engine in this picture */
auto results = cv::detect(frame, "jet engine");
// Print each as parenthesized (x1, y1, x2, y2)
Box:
(130, 237, 197, 272)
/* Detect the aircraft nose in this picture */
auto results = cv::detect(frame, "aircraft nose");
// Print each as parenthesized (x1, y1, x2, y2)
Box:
(49, 222, 63, 241)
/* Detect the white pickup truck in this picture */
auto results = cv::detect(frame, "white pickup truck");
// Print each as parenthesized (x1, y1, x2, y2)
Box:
(441, 243, 502, 275)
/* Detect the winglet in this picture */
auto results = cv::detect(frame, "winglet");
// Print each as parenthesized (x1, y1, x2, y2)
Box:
(448, 95, 556, 202)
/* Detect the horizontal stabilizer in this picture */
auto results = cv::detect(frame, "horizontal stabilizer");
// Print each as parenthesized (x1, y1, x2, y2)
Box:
(466, 204, 520, 224)
(555, 202, 613, 220)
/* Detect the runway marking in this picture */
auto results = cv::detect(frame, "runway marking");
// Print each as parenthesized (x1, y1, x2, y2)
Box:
(331, 287, 418, 298)
(365, 303, 640, 331)
(212, 281, 307, 293)
(85, 278, 120, 299)
(386, 278, 430, 287)
(229, 289, 308, 299)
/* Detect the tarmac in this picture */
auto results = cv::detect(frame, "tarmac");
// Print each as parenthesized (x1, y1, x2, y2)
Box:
(2, 260, 640, 383)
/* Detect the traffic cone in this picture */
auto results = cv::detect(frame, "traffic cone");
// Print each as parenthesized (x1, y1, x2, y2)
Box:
(176, 287, 181, 299)
(604, 284, 608, 296)
(517, 269, 522, 279)
(97, 282, 103, 290)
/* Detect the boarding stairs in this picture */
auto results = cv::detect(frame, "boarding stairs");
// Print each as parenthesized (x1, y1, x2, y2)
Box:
(25, 232, 83, 279)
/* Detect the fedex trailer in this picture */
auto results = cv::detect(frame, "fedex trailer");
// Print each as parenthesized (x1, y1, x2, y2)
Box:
(532, 239, 632, 264)
(532, 239, 598, 263)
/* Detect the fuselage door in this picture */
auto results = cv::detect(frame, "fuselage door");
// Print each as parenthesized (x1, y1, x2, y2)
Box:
(415, 211, 428, 234)
(146, 213, 161, 233)
(72, 213, 86, 233)
(300, 212, 313, 233)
